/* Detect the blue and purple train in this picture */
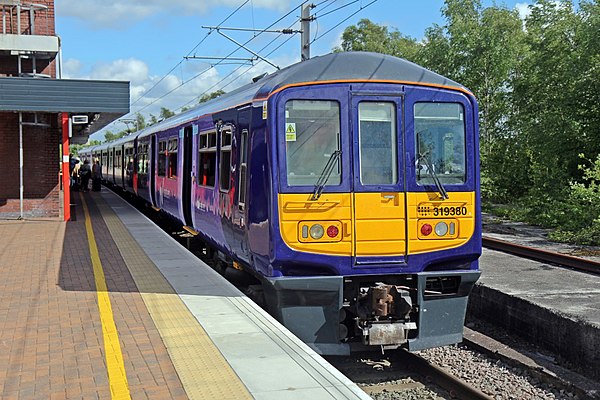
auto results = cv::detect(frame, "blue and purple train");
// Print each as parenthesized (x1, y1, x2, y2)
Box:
(81, 52, 481, 355)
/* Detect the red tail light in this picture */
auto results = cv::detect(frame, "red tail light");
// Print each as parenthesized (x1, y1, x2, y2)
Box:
(421, 223, 432, 236)
(327, 225, 339, 238)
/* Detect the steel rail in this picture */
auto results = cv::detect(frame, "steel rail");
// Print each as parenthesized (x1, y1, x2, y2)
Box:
(398, 350, 493, 400)
(482, 236, 600, 275)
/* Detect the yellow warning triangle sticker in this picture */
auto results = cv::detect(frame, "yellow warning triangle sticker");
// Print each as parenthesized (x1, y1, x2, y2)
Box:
(286, 123, 296, 133)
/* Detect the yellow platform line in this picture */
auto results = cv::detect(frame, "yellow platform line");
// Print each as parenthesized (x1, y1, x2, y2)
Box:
(80, 193, 131, 400)
(95, 196, 252, 400)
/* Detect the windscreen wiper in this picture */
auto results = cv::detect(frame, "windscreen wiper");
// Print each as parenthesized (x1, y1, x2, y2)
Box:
(418, 152, 449, 200)
(311, 150, 341, 201)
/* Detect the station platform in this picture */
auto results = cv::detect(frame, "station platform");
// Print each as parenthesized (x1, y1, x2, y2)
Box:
(469, 223, 600, 380)
(0, 187, 370, 399)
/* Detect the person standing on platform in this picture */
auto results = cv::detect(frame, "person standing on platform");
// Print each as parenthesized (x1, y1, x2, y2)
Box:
(92, 158, 102, 191)
(80, 159, 92, 192)
(71, 157, 81, 191)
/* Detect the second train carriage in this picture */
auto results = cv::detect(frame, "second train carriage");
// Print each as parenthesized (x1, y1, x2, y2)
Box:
(83, 52, 482, 355)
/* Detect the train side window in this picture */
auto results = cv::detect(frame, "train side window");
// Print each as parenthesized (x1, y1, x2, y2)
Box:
(158, 140, 167, 177)
(414, 103, 466, 185)
(168, 138, 178, 178)
(220, 127, 233, 191)
(115, 149, 122, 168)
(238, 129, 248, 210)
(198, 130, 217, 187)
(358, 102, 397, 185)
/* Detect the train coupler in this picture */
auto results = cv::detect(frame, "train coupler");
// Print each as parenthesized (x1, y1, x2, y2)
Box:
(360, 321, 417, 346)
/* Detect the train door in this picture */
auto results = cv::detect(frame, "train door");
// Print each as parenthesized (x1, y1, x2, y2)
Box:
(150, 135, 157, 206)
(350, 94, 406, 265)
(181, 126, 194, 226)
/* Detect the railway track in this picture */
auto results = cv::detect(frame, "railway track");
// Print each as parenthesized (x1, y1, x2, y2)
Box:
(482, 236, 600, 275)
(326, 349, 492, 400)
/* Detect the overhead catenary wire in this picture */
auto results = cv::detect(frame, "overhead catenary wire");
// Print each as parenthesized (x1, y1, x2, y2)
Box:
(175, 20, 300, 112)
(314, 0, 360, 19)
(129, 0, 250, 109)
(130, 1, 308, 117)
(107, 0, 376, 135)
(312, 0, 379, 43)
(185, 0, 378, 107)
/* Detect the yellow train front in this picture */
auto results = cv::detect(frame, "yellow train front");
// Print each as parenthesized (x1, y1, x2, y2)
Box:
(255, 52, 481, 354)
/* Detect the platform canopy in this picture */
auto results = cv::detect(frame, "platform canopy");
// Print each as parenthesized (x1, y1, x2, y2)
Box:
(0, 76, 130, 143)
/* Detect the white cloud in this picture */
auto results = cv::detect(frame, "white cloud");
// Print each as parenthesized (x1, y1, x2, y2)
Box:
(56, 0, 292, 28)
(77, 52, 305, 142)
(61, 58, 83, 78)
(515, 3, 532, 20)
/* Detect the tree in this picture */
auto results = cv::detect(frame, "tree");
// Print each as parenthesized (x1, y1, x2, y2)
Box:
(512, 1, 586, 193)
(159, 107, 175, 120)
(135, 112, 146, 131)
(198, 89, 226, 104)
(428, 1, 527, 201)
(336, 19, 421, 61)
(103, 130, 127, 142)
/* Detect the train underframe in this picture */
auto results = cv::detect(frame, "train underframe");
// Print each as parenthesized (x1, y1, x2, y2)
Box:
(262, 270, 480, 355)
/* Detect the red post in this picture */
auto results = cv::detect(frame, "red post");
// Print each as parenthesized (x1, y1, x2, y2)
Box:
(62, 113, 70, 221)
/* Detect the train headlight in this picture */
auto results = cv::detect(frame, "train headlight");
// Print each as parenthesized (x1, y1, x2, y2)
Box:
(309, 224, 325, 239)
(435, 221, 449, 236)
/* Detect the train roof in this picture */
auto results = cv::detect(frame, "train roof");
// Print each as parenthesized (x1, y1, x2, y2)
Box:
(254, 51, 466, 96)
(122, 52, 468, 141)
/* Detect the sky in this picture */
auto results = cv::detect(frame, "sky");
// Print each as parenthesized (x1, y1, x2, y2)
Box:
(54, 0, 532, 141)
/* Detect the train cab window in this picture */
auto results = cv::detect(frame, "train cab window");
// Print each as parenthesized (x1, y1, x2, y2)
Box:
(284, 100, 341, 186)
(220, 127, 233, 191)
(198, 130, 217, 187)
(358, 102, 397, 185)
(414, 103, 466, 185)
(158, 140, 167, 177)
(168, 138, 178, 178)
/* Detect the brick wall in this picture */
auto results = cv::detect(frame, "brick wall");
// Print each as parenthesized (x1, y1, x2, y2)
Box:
(0, 0, 55, 36)
(0, 0, 60, 219)
(0, 112, 61, 218)
(0, 0, 56, 78)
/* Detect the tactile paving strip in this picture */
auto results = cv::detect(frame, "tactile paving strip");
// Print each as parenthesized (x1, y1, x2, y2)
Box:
(96, 199, 252, 400)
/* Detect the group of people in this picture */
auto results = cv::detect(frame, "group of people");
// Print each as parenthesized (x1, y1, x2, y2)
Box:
(69, 155, 101, 192)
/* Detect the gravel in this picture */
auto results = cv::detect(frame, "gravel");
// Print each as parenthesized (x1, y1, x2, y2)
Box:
(418, 344, 581, 399)
(353, 343, 582, 400)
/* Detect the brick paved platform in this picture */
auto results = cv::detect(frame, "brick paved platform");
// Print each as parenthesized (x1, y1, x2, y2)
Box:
(0, 188, 369, 399)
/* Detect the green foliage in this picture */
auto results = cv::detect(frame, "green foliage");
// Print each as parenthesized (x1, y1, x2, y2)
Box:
(103, 130, 128, 142)
(198, 90, 226, 104)
(546, 155, 600, 245)
(336, 19, 421, 61)
(135, 112, 147, 130)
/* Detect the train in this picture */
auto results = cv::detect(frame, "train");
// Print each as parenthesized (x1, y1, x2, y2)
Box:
(80, 51, 482, 355)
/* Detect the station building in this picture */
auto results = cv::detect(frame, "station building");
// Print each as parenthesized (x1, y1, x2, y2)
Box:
(0, 0, 129, 220)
